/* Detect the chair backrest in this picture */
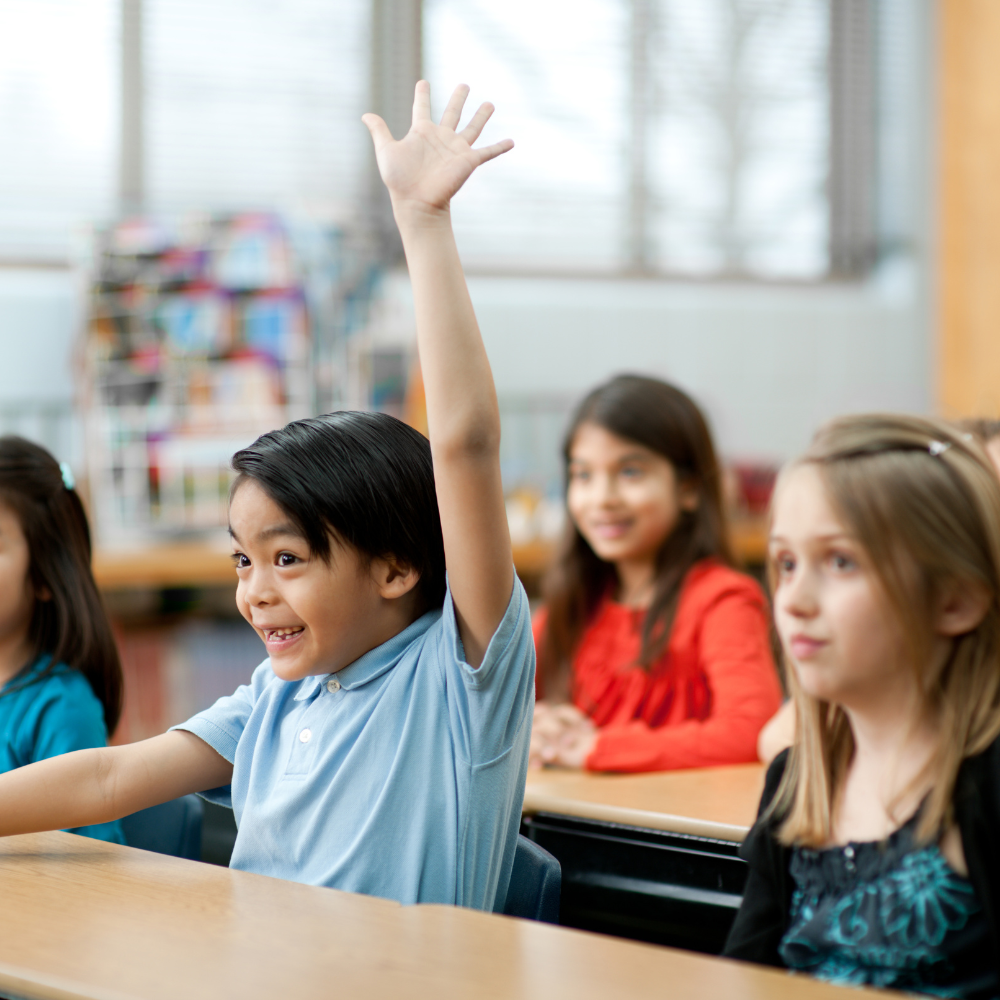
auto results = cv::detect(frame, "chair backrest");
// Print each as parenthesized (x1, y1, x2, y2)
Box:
(120, 795, 203, 861)
(502, 834, 561, 924)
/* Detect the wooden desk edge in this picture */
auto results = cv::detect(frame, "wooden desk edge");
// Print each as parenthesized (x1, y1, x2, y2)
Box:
(521, 790, 750, 843)
(0, 958, 130, 1000)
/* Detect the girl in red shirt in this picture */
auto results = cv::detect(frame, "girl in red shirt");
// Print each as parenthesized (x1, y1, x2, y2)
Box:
(532, 374, 782, 772)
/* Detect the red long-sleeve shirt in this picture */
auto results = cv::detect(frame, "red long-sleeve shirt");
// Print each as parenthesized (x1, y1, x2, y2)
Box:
(533, 559, 782, 772)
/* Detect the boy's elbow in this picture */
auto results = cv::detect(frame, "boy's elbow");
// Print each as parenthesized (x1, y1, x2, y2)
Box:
(435, 420, 501, 463)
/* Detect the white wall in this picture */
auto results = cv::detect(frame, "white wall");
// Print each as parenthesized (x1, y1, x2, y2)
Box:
(472, 262, 929, 463)
(0, 267, 81, 464)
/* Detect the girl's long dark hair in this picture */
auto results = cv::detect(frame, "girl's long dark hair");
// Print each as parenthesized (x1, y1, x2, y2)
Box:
(0, 437, 123, 732)
(540, 375, 733, 701)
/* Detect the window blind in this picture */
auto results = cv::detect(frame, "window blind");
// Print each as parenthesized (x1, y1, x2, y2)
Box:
(424, 0, 630, 272)
(144, 0, 371, 220)
(425, 0, 837, 278)
(0, 0, 119, 259)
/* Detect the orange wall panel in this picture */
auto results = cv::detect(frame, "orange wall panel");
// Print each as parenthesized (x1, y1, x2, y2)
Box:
(939, 0, 1000, 417)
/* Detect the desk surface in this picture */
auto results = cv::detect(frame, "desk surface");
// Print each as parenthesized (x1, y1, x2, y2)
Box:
(0, 831, 878, 1000)
(523, 764, 766, 842)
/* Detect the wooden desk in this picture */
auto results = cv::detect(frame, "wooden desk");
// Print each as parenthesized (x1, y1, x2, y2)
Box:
(521, 765, 766, 954)
(0, 831, 877, 1000)
(524, 764, 766, 842)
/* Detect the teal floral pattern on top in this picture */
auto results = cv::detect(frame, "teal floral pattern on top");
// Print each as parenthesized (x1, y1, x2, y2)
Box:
(778, 810, 997, 999)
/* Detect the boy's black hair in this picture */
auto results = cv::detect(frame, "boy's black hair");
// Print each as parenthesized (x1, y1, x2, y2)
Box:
(232, 412, 446, 610)
(0, 437, 123, 733)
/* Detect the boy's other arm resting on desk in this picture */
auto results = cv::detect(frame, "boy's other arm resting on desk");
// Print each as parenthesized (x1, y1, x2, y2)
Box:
(364, 82, 514, 669)
(0, 731, 232, 837)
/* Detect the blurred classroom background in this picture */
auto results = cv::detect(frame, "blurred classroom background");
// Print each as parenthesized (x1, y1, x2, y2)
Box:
(1, 0, 994, 743)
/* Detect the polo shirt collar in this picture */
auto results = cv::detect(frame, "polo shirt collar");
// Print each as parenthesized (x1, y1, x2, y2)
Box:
(292, 608, 441, 700)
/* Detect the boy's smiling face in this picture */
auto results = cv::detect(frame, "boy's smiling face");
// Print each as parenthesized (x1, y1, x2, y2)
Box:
(229, 480, 419, 681)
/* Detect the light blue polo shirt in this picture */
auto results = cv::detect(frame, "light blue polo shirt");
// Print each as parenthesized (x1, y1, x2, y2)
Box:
(172, 577, 534, 910)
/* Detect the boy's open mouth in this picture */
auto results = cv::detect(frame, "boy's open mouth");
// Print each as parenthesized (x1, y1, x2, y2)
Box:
(262, 626, 305, 647)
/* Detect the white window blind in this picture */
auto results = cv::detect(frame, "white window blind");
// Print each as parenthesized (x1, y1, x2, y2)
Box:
(424, 0, 629, 272)
(425, 0, 834, 278)
(648, 1, 829, 278)
(145, 0, 371, 220)
(0, 0, 119, 259)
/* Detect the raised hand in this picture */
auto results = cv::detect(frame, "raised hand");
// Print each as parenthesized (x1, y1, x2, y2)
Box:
(362, 81, 513, 217)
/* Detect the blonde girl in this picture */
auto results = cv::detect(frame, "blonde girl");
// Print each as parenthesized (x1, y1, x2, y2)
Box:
(725, 414, 1000, 996)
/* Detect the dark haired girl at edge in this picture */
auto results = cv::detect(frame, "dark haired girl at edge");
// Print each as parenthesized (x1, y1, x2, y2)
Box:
(0, 436, 123, 843)
(531, 375, 782, 772)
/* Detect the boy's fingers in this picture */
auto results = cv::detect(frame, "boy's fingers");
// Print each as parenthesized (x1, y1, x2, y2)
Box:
(412, 80, 432, 125)
(473, 138, 514, 166)
(440, 84, 471, 130)
(361, 113, 393, 150)
(458, 102, 494, 144)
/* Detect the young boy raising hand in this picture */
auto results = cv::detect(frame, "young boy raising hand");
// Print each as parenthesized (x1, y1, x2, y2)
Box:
(0, 84, 534, 911)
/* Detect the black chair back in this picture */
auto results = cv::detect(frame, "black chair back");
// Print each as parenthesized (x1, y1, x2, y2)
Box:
(502, 834, 561, 923)
(121, 795, 203, 860)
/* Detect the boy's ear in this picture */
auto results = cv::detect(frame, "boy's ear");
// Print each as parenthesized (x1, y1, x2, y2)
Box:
(370, 557, 421, 600)
(933, 578, 992, 637)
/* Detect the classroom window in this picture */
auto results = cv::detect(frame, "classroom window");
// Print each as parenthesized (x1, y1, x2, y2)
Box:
(0, 0, 372, 260)
(144, 0, 371, 218)
(0, 0, 120, 261)
(424, 0, 875, 280)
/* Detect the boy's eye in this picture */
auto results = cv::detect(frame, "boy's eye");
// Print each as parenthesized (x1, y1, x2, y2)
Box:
(277, 552, 299, 567)
(233, 553, 251, 570)
(568, 467, 590, 482)
(620, 465, 643, 479)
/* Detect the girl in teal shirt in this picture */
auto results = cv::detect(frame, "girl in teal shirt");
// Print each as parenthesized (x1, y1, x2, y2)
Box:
(0, 437, 124, 843)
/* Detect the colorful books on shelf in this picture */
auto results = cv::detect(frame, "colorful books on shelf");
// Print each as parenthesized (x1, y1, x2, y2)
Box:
(84, 213, 314, 548)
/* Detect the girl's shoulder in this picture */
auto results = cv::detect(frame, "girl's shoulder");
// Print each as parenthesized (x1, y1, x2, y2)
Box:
(3, 657, 90, 700)
(0, 659, 108, 766)
(956, 732, 1000, 817)
(679, 558, 768, 612)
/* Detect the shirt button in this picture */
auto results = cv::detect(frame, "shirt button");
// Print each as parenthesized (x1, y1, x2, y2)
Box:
(299, 728, 312, 743)
(326, 678, 340, 693)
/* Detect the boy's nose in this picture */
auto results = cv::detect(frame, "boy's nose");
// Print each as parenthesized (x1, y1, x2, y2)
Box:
(241, 571, 275, 607)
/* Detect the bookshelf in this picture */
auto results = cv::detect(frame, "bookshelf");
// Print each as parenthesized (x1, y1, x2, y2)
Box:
(81, 213, 346, 551)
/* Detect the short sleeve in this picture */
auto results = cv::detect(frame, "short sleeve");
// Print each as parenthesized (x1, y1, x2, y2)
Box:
(439, 573, 536, 764)
(169, 660, 273, 807)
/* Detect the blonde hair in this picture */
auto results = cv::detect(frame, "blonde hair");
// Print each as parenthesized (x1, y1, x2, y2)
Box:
(770, 414, 1000, 846)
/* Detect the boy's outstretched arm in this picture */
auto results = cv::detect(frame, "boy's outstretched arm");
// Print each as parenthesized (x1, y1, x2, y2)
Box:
(363, 81, 514, 668)
(0, 731, 232, 837)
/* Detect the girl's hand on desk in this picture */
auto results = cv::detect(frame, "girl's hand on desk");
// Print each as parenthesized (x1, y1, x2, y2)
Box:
(530, 702, 597, 769)
(363, 80, 513, 221)
(549, 719, 598, 769)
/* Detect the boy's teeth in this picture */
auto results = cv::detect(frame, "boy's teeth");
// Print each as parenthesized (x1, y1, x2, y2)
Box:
(270, 627, 303, 637)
